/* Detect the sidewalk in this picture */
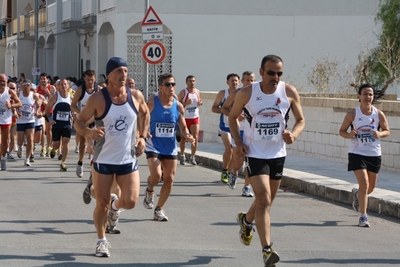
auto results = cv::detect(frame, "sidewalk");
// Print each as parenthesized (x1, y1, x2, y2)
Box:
(183, 142, 400, 220)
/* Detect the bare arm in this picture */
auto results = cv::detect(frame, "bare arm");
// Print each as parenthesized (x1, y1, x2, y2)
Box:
(375, 110, 390, 139)
(211, 90, 225, 114)
(132, 89, 150, 156)
(45, 94, 57, 124)
(229, 88, 250, 146)
(9, 89, 22, 109)
(284, 84, 306, 144)
(339, 110, 356, 139)
(221, 90, 237, 116)
(74, 92, 104, 141)
(70, 86, 82, 114)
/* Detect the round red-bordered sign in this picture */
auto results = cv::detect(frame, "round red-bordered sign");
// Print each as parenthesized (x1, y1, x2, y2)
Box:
(142, 41, 166, 65)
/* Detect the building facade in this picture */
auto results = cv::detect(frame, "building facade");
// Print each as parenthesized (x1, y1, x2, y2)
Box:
(2, 0, 393, 97)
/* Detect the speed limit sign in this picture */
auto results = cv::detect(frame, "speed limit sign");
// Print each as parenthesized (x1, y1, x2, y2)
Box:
(142, 41, 166, 65)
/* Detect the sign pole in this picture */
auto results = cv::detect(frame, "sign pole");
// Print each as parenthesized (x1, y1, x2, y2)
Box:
(144, 0, 149, 100)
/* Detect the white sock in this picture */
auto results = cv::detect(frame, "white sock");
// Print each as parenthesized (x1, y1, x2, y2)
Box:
(97, 238, 107, 243)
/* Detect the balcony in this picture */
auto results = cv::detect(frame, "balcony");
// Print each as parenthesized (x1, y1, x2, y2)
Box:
(81, 0, 97, 25)
(99, 0, 115, 13)
(62, 0, 92, 29)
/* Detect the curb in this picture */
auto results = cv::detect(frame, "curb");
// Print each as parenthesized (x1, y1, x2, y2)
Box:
(184, 152, 400, 220)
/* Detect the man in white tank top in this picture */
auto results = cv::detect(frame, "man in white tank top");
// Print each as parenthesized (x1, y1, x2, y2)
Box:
(16, 80, 41, 167)
(0, 74, 22, 170)
(74, 57, 150, 258)
(229, 55, 305, 266)
(177, 75, 203, 165)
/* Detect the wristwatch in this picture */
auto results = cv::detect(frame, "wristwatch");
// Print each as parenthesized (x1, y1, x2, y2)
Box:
(139, 135, 147, 141)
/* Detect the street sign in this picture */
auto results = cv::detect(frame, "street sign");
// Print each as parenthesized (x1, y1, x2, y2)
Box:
(141, 6, 163, 41)
(142, 41, 166, 65)
(31, 67, 41, 76)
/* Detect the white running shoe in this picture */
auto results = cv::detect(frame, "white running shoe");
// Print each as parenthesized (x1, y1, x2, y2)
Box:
(24, 159, 31, 166)
(108, 194, 120, 228)
(95, 241, 111, 257)
(189, 155, 197, 165)
(242, 186, 254, 197)
(143, 188, 155, 209)
(154, 208, 168, 221)
(76, 163, 83, 178)
(358, 215, 370, 227)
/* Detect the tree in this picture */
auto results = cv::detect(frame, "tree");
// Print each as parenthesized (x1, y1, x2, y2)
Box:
(353, 0, 400, 93)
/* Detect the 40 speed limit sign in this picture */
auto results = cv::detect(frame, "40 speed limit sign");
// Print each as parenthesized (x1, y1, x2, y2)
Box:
(142, 41, 166, 65)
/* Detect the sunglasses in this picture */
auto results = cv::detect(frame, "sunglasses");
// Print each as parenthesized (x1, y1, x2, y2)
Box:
(23, 84, 31, 87)
(162, 82, 176, 87)
(265, 70, 283, 77)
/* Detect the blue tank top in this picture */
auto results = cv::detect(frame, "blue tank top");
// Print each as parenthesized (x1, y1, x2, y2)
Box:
(219, 89, 230, 131)
(146, 96, 179, 155)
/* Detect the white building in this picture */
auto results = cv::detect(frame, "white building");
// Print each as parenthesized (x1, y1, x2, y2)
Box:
(2, 0, 390, 96)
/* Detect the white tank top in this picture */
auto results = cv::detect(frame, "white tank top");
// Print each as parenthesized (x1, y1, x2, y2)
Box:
(348, 106, 381, 156)
(17, 91, 36, 124)
(242, 81, 290, 159)
(182, 88, 201, 119)
(94, 88, 138, 165)
(0, 87, 12, 125)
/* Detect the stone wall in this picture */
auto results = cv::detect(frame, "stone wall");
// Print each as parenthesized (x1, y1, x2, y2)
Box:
(199, 92, 400, 172)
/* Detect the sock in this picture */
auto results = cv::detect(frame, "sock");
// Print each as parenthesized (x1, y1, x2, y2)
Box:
(146, 187, 154, 193)
(78, 161, 83, 166)
(222, 168, 228, 172)
(243, 214, 252, 226)
(361, 213, 367, 218)
(97, 238, 107, 243)
(111, 198, 119, 211)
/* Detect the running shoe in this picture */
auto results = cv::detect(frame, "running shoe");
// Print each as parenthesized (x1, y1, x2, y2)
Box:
(106, 225, 121, 234)
(358, 214, 370, 227)
(228, 172, 237, 189)
(76, 163, 83, 178)
(189, 155, 197, 165)
(154, 208, 168, 221)
(1, 158, 6, 171)
(29, 154, 35, 162)
(143, 188, 155, 209)
(263, 245, 280, 267)
(46, 147, 51, 157)
(237, 212, 254, 246)
(83, 173, 93, 204)
(179, 155, 186, 165)
(24, 159, 31, 166)
(242, 186, 254, 197)
(50, 149, 57, 159)
(40, 148, 45, 157)
(75, 146, 79, 153)
(58, 152, 62, 161)
(7, 153, 14, 160)
(220, 170, 229, 183)
(352, 188, 360, 212)
(60, 162, 67, 171)
(108, 194, 120, 228)
(17, 146, 22, 158)
(95, 241, 111, 257)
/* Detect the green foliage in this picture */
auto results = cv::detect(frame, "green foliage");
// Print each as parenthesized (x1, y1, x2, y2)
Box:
(354, 0, 400, 92)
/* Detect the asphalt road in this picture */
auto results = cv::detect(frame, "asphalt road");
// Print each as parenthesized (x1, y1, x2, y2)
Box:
(1, 144, 399, 267)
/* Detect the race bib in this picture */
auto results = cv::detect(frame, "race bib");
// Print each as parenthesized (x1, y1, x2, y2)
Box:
(357, 132, 375, 146)
(254, 122, 281, 141)
(155, 122, 174, 138)
(56, 111, 70, 121)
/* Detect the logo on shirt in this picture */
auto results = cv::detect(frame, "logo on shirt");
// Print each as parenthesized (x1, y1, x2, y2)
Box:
(275, 97, 281, 107)
(0, 102, 6, 115)
(371, 118, 375, 124)
(256, 96, 262, 101)
(108, 115, 129, 135)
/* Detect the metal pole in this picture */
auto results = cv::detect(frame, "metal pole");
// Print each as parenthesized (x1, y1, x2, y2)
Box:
(144, 0, 149, 99)
(35, 0, 39, 85)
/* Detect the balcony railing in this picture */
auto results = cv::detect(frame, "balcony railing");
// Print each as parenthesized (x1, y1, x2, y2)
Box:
(63, 0, 82, 21)
(12, 18, 17, 35)
(82, 0, 97, 17)
(19, 15, 25, 33)
(99, 0, 115, 12)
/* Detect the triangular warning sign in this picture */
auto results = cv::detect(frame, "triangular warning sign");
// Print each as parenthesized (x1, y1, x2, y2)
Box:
(141, 6, 163, 26)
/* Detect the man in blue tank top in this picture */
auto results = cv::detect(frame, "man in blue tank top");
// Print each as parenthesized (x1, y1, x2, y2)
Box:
(143, 73, 195, 222)
(74, 57, 150, 258)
